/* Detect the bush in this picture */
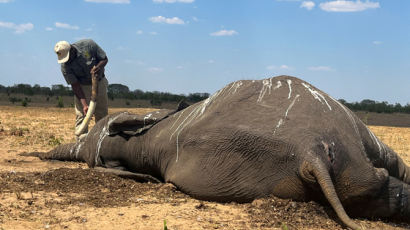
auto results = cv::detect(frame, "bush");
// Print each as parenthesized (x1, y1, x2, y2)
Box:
(9, 97, 21, 104)
(57, 96, 64, 108)
(21, 99, 28, 107)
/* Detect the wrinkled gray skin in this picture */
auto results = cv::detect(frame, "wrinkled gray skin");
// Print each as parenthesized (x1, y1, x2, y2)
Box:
(24, 76, 410, 229)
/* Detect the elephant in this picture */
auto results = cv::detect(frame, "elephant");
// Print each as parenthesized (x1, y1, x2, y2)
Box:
(23, 76, 410, 229)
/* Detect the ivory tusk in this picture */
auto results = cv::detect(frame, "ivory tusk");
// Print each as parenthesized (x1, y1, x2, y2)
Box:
(75, 70, 99, 136)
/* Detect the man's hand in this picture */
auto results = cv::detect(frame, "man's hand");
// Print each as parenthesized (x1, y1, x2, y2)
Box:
(90, 65, 100, 75)
(80, 98, 89, 115)
(83, 104, 89, 115)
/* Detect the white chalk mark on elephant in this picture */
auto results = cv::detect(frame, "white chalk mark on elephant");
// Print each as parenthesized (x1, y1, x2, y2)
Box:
(170, 88, 225, 162)
(329, 96, 365, 151)
(232, 81, 243, 94)
(95, 126, 108, 165)
(302, 83, 332, 111)
(285, 94, 300, 117)
(330, 96, 360, 136)
(274, 94, 300, 134)
(75, 142, 83, 159)
(143, 113, 152, 126)
(170, 110, 185, 130)
(287, 79, 292, 99)
(257, 78, 272, 102)
(274, 80, 282, 90)
(95, 113, 124, 165)
(69, 146, 74, 157)
(273, 119, 283, 135)
(367, 127, 384, 154)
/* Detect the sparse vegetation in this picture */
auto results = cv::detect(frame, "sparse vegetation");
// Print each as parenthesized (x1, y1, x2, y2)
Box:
(57, 96, 64, 108)
(48, 134, 63, 147)
(9, 127, 29, 136)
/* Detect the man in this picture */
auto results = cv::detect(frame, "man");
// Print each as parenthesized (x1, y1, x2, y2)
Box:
(54, 39, 109, 139)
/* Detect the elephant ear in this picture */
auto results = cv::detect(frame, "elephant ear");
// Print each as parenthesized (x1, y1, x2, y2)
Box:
(108, 101, 190, 136)
(107, 109, 176, 136)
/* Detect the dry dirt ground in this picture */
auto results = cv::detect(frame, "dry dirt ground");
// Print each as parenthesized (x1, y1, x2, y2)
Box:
(0, 106, 409, 230)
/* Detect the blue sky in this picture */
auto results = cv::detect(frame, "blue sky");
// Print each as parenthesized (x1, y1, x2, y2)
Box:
(0, 0, 409, 104)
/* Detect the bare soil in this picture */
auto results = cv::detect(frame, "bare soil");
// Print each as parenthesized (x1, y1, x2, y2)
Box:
(0, 106, 409, 230)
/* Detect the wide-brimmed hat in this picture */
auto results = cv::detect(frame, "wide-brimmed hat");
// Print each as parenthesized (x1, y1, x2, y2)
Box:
(54, 41, 71, 64)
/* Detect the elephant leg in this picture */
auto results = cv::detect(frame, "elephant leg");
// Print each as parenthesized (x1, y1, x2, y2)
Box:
(361, 125, 410, 184)
(372, 144, 410, 185)
(94, 167, 161, 183)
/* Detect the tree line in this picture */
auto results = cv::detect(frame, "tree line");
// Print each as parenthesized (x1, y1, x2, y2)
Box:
(1, 83, 409, 113)
(339, 99, 410, 114)
(0, 83, 210, 104)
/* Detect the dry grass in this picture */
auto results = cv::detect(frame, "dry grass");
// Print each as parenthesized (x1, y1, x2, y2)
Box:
(369, 126, 410, 165)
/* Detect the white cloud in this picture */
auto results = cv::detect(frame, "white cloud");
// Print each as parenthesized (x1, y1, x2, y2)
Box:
(116, 46, 126, 51)
(210, 30, 238, 36)
(192, 17, 198, 22)
(308, 66, 334, 71)
(85, 28, 93, 32)
(153, 0, 194, 3)
(148, 67, 163, 73)
(149, 31, 158, 35)
(45, 27, 53, 31)
(320, 0, 380, 12)
(84, 0, 130, 3)
(55, 22, 79, 30)
(372, 40, 382, 45)
(208, 59, 215, 64)
(266, 65, 291, 70)
(0, 21, 33, 34)
(0, 0, 13, 2)
(124, 59, 145, 65)
(137, 30, 143, 35)
(149, 16, 185, 25)
(177, 66, 183, 69)
(301, 1, 315, 10)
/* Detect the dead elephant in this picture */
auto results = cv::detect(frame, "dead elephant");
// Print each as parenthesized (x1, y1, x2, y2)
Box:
(23, 76, 410, 229)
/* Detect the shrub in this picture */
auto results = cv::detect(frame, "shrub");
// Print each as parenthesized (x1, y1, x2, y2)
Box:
(48, 135, 62, 146)
(21, 99, 28, 107)
(57, 96, 64, 108)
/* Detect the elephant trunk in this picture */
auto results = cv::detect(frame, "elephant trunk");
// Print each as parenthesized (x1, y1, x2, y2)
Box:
(310, 160, 362, 230)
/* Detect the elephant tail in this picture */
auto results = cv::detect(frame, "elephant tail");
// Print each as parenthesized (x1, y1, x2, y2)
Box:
(301, 159, 362, 230)
(20, 143, 85, 162)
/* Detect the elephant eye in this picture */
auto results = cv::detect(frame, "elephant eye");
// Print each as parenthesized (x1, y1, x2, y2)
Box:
(322, 141, 335, 164)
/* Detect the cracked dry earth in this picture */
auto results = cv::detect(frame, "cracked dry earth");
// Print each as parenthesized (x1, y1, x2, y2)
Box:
(0, 106, 410, 230)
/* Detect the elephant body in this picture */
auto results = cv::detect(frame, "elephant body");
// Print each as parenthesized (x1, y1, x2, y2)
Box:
(29, 76, 410, 229)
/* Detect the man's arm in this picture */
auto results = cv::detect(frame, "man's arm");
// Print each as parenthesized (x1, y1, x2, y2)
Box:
(90, 57, 108, 75)
(71, 82, 88, 115)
